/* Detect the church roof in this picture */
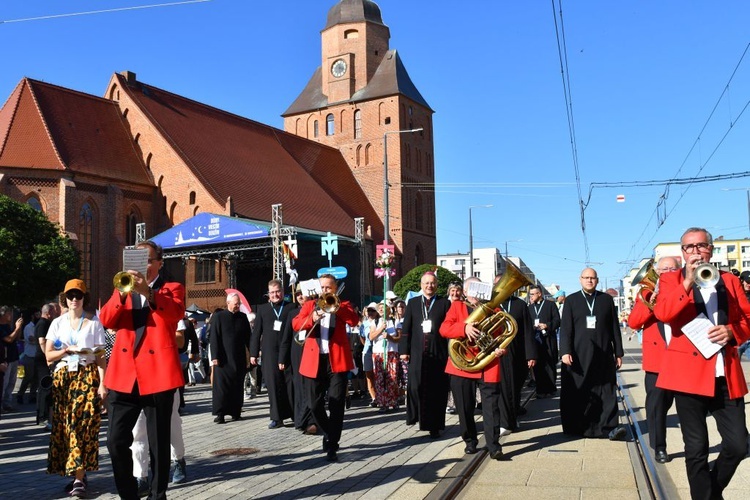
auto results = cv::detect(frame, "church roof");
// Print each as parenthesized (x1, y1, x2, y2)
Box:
(0, 78, 150, 185)
(283, 49, 432, 116)
(114, 73, 384, 240)
(324, 0, 385, 30)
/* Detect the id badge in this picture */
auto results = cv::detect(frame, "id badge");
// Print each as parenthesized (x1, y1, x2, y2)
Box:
(534, 319, 540, 327)
(274, 320, 282, 331)
(298, 330, 307, 342)
(67, 355, 80, 372)
(586, 315, 597, 329)
(422, 320, 432, 333)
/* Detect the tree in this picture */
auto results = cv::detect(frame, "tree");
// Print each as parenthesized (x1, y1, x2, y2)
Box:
(392, 264, 462, 299)
(0, 195, 80, 308)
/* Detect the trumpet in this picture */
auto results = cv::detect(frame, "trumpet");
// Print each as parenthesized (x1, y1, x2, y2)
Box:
(316, 293, 340, 314)
(695, 262, 720, 289)
(113, 271, 134, 293)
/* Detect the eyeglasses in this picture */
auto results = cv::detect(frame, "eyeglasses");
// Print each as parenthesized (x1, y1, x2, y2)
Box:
(66, 290, 84, 301)
(681, 243, 712, 253)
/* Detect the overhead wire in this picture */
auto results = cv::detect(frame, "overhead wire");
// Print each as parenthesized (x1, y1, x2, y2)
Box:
(0, 0, 212, 24)
(550, 0, 591, 263)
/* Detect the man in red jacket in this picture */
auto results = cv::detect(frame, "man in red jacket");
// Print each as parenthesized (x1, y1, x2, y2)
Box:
(440, 277, 508, 460)
(627, 256, 678, 464)
(100, 241, 185, 500)
(655, 227, 750, 499)
(291, 274, 359, 462)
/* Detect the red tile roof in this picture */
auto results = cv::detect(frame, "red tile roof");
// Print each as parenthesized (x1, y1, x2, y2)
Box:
(0, 78, 151, 185)
(115, 73, 384, 240)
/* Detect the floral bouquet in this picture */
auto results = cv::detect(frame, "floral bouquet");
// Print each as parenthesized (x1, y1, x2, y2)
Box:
(374, 249, 396, 278)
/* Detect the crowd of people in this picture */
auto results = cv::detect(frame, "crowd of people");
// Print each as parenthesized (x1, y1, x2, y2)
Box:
(2, 226, 749, 499)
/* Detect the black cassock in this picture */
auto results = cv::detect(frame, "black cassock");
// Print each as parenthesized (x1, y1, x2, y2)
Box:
(559, 290, 623, 437)
(210, 309, 251, 419)
(251, 301, 294, 422)
(279, 305, 314, 430)
(498, 296, 536, 431)
(400, 294, 451, 432)
(528, 299, 561, 396)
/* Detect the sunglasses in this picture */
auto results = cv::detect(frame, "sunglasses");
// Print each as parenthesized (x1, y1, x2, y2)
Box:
(66, 290, 84, 301)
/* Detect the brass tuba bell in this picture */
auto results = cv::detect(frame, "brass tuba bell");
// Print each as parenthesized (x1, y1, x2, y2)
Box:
(316, 293, 340, 314)
(448, 260, 533, 373)
(113, 271, 134, 294)
(632, 259, 659, 310)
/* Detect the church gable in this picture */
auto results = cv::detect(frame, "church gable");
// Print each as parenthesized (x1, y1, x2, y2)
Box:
(0, 79, 63, 170)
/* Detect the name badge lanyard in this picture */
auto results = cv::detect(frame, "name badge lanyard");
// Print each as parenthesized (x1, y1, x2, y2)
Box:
(422, 297, 434, 350)
(533, 302, 544, 320)
(583, 290, 597, 328)
(273, 303, 285, 331)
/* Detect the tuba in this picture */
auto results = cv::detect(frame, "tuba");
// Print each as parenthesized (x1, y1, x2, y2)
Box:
(448, 260, 533, 373)
(632, 259, 659, 310)
(113, 271, 134, 294)
(317, 293, 340, 314)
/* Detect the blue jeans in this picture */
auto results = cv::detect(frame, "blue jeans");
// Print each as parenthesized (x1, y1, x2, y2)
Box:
(738, 340, 750, 358)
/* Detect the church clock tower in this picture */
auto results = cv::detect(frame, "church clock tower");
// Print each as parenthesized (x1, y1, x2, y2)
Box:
(283, 0, 437, 276)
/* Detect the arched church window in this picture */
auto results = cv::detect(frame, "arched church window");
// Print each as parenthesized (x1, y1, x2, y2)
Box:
(313, 120, 319, 138)
(79, 202, 95, 286)
(326, 114, 335, 136)
(354, 110, 362, 139)
(26, 196, 43, 212)
(365, 143, 372, 165)
(356, 145, 362, 166)
(189, 191, 196, 205)
(415, 193, 424, 232)
(125, 208, 141, 246)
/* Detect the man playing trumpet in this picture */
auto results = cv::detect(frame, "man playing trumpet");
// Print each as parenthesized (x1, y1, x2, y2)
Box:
(291, 274, 359, 462)
(654, 227, 750, 499)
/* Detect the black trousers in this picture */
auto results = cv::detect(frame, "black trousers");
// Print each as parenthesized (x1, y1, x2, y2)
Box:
(304, 354, 347, 448)
(107, 385, 176, 500)
(644, 371, 674, 452)
(479, 380, 503, 455)
(450, 375, 478, 446)
(674, 377, 747, 500)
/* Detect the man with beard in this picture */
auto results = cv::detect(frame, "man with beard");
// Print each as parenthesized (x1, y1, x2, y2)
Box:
(527, 285, 560, 398)
(210, 293, 251, 424)
(559, 267, 625, 440)
(400, 271, 451, 438)
(492, 272, 536, 434)
(251, 279, 294, 429)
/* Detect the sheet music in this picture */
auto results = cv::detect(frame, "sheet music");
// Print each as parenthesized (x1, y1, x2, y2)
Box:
(465, 281, 493, 301)
(123, 248, 149, 277)
(299, 278, 321, 297)
(681, 313, 723, 359)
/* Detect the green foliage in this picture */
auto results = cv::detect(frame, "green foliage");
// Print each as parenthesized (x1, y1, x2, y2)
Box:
(392, 264, 462, 300)
(0, 195, 80, 308)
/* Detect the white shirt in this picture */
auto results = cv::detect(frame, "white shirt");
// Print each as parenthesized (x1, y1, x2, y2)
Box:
(319, 313, 331, 354)
(23, 321, 37, 357)
(698, 287, 723, 377)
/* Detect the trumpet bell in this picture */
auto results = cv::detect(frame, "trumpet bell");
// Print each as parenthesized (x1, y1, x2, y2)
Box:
(695, 263, 720, 289)
(632, 259, 659, 310)
(113, 271, 134, 293)
(317, 293, 340, 314)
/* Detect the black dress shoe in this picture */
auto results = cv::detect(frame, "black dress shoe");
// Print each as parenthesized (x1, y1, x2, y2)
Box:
(326, 450, 338, 462)
(464, 443, 478, 454)
(231, 415, 242, 422)
(268, 420, 280, 429)
(608, 426, 627, 441)
(654, 450, 671, 463)
(429, 430, 440, 439)
(214, 415, 225, 424)
(490, 449, 506, 461)
(322, 436, 330, 452)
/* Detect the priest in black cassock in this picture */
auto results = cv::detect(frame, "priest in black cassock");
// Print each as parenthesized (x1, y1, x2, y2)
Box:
(400, 271, 451, 438)
(559, 268, 625, 439)
(527, 285, 560, 398)
(492, 273, 536, 434)
(279, 288, 316, 434)
(250, 279, 294, 429)
(210, 293, 251, 424)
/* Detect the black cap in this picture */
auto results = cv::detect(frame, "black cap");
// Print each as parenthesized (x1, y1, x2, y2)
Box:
(740, 271, 750, 284)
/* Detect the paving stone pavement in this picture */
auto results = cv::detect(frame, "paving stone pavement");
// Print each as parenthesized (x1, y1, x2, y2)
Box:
(0, 381, 471, 499)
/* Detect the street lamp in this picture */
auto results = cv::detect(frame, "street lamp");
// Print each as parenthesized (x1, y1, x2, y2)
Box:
(468, 204, 493, 278)
(383, 127, 423, 295)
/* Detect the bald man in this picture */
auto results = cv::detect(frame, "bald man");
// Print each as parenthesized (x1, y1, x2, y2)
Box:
(627, 257, 679, 463)
(559, 267, 625, 440)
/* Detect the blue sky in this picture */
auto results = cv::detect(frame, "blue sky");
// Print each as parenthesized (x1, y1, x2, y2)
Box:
(3, 1, 750, 294)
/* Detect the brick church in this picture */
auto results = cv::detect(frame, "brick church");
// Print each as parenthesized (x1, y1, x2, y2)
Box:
(0, 0, 436, 309)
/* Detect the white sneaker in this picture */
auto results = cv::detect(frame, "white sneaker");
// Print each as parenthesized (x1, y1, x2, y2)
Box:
(499, 427, 511, 437)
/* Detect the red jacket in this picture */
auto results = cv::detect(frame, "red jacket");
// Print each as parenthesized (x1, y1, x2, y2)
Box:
(99, 280, 185, 395)
(291, 299, 359, 377)
(628, 298, 668, 373)
(654, 269, 750, 399)
(439, 300, 501, 383)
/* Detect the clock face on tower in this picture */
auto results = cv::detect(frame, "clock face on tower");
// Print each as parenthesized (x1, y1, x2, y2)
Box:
(331, 59, 347, 78)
